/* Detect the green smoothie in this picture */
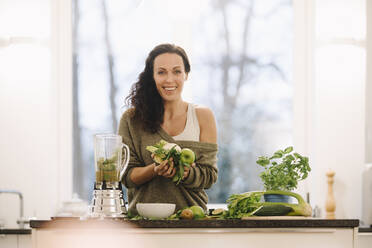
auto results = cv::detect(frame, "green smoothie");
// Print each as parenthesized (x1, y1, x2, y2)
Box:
(95, 155, 119, 182)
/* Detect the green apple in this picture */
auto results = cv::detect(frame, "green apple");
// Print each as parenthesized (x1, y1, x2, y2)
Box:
(180, 148, 195, 165)
(189, 205, 205, 219)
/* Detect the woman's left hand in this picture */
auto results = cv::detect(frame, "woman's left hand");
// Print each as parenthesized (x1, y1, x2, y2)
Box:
(182, 163, 196, 180)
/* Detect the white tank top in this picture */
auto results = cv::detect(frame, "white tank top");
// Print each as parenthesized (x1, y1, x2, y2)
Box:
(172, 103, 200, 142)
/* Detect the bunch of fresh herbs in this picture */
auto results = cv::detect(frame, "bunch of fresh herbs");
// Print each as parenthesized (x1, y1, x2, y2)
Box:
(256, 146, 310, 191)
(224, 192, 262, 219)
(146, 140, 193, 185)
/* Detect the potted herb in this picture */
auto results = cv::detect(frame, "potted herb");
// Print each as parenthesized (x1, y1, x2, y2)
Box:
(256, 146, 311, 203)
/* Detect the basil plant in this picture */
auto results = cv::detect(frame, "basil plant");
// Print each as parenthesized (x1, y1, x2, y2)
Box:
(256, 147, 311, 191)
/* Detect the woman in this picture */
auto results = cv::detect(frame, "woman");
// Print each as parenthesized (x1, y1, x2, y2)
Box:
(119, 43, 218, 215)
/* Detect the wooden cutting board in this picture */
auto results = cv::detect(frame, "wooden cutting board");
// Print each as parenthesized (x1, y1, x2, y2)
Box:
(241, 216, 314, 220)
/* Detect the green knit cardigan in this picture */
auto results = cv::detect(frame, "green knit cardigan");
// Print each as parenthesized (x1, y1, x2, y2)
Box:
(118, 109, 218, 215)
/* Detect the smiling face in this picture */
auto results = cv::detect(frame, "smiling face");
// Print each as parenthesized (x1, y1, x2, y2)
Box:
(153, 53, 188, 102)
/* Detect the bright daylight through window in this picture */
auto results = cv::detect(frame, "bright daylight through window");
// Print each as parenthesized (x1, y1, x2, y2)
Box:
(72, 0, 293, 203)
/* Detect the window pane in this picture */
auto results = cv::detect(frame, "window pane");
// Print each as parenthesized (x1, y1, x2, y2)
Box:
(73, 0, 293, 203)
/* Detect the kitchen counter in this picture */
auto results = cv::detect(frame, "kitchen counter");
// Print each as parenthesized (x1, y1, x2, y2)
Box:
(30, 218, 359, 248)
(30, 217, 359, 229)
(0, 228, 31, 234)
(358, 227, 372, 232)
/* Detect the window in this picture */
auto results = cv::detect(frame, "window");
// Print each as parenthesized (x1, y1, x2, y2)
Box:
(73, 0, 293, 203)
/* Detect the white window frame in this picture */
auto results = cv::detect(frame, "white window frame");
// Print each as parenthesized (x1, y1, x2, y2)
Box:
(293, 0, 315, 195)
(51, 0, 73, 204)
(367, 0, 372, 163)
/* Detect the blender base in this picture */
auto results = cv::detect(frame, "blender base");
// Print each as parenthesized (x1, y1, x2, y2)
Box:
(89, 182, 127, 218)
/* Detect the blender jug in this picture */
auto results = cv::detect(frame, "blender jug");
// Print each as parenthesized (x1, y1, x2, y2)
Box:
(90, 134, 130, 217)
(94, 134, 129, 189)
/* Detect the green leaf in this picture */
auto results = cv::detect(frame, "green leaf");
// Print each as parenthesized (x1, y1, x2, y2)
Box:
(284, 146, 293, 153)
(284, 154, 295, 162)
(256, 156, 270, 166)
(172, 174, 179, 182)
(158, 140, 168, 147)
(176, 165, 185, 185)
(146, 146, 158, 153)
(165, 146, 176, 160)
(270, 150, 284, 159)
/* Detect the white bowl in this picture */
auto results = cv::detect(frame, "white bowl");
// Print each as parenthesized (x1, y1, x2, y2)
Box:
(136, 203, 176, 219)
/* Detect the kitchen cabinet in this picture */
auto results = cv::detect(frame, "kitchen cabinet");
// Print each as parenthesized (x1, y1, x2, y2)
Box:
(19, 235, 31, 248)
(0, 233, 31, 248)
(31, 218, 359, 248)
(358, 233, 372, 248)
(0, 235, 17, 248)
(32, 227, 357, 248)
(357, 228, 372, 248)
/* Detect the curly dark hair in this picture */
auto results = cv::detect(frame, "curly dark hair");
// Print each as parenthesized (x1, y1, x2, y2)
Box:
(125, 44, 191, 133)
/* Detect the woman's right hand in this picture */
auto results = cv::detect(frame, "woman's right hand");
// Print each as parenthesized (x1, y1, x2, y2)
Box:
(153, 157, 176, 178)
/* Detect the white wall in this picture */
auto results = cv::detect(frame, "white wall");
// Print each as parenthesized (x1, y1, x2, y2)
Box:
(367, 0, 372, 164)
(294, 0, 366, 219)
(0, 0, 72, 228)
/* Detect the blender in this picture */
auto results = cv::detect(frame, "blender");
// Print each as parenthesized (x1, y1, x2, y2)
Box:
(90, 134, 130, 217)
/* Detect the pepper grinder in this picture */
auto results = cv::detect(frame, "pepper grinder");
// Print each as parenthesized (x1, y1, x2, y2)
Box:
(325, 170, 336, 219)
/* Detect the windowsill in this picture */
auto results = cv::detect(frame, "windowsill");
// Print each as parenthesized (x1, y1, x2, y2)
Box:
(207, 203, 227, 210)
